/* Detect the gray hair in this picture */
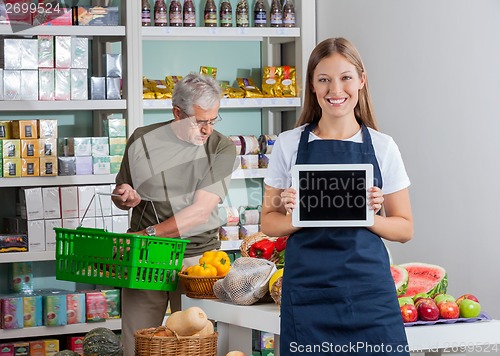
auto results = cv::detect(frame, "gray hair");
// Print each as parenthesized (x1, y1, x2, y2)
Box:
(172, 73, 222, 116)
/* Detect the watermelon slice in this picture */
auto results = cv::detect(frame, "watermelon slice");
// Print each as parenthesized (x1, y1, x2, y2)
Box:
(399, 262, 448, 297)
(390, 265, 408, 296)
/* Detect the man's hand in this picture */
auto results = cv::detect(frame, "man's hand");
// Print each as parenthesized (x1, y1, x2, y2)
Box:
(112, 184, 141, 210)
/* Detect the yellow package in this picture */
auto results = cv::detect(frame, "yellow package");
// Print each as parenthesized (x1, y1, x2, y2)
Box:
(225, 87, 245, 98)
(281, 65, 297, 97)
(200, 66, 217, 79)
(262, 66, 283, 97)
(150, 79, 172, 99)
(22, 158, 40, 177)
(237, 78, 263, 98)
(165, 76, 183, 92)
(142, 78, 155, 99)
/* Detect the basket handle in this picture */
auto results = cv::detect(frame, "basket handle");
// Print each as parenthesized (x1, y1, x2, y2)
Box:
(79, 192, 121, 229)
(135, 199, 161, 232)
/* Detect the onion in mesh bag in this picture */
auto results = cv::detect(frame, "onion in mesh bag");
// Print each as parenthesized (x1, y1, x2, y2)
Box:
(213, 257, 276, 305)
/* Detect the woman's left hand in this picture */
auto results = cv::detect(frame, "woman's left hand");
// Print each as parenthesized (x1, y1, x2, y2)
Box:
(368, 187, 384, 214)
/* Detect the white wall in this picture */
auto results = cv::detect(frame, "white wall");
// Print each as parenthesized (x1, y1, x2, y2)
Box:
(316, 0, 500, 319)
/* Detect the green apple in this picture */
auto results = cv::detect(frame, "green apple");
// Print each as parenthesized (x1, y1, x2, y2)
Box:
(398, 297, 414, 307)
(459, 299, 481, 318)
(434, 293, 456, 305)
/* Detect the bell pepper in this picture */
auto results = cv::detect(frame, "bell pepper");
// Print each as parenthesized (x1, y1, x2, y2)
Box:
(185, 262, 217, 277)
(275, 235, 289, 252)
(248, 239, 276, 260)
(199, 250, 231, 276)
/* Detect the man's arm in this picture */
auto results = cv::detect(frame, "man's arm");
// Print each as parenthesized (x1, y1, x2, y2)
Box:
(138, 189, 221, 237)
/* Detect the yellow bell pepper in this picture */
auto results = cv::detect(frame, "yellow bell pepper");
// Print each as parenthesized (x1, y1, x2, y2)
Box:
(199, 250, 231, 276)
(185, 262, 217, 277)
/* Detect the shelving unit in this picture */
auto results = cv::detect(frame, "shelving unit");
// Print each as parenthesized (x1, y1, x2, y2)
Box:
(0, 319, 121, 340)
(0, 0, 317, 343)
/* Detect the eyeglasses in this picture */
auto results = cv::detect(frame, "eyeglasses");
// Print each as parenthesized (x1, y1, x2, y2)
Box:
(177, 107, 222, 128)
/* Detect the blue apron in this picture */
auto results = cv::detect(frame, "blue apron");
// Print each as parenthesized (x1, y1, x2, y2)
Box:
(280, 124, 409, 356)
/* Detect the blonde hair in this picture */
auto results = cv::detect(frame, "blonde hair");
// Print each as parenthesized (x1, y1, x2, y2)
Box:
(296, 37, 379, 130)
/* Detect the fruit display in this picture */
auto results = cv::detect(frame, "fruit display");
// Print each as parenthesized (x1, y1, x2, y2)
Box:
(399, 293, 483, 325)
(391, 262, 448, 297)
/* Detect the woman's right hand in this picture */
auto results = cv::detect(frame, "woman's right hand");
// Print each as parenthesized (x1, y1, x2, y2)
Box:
(281, 188, 297, 214)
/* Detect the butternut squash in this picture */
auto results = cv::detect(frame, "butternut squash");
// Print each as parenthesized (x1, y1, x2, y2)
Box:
(226, 352, 246, 356)
(194, 320, 214, 336)
(165, 307, 208, 336)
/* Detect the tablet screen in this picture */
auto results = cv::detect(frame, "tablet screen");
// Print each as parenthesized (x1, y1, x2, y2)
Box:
(291, 164, 374, 227)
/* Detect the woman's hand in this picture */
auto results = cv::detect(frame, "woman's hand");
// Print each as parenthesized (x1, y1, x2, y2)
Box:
(280, 188, 297, 215)
(368, 186, 384, 214)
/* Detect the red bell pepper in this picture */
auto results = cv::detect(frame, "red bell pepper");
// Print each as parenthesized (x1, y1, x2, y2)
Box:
(275, 235, 289, 252)
(248, 239, 276, 260)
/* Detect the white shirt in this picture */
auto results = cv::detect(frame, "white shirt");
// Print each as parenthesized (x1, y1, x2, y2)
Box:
(264, 124, 410, 195)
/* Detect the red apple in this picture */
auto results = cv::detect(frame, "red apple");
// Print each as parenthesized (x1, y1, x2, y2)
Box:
(400, 304, 418, 323)
(417, 301, 440, 321)
(415, 297, 434, 308)
(456, 294, 479, 305)
(438, 301, 460, 319)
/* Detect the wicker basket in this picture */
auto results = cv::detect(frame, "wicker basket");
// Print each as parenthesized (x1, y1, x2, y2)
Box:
(178, 272, 223, 299)
(135, 326, 217, 356)
(240, 232, 281, 264)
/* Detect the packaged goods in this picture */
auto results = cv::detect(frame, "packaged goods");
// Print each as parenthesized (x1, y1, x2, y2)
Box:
(237, 77, 263, 98)
(165, 75, 183, 91)
(262, 66, 282, 97)
(200, 66, 217, 79)
(281, 65, 297, 97)
(76, 6, 119, 26)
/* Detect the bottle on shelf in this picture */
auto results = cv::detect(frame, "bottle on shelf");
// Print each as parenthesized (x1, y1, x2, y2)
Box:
(204, 0, 218, 27)
(154, 0, 168, 26)
(169, 0, 183, 27)
(219, 0, 232, 27)
(253, 0, 267, 28)
(270, 0, 283, 27)
(282, 0, 296, 28)
(183, 0, 196, 27)
(141, 0, 151, 26)
(236, 0, 249, 27)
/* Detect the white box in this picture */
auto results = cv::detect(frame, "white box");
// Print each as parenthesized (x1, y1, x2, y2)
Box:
(94, 185, 112, 217)
(62, 218, 79, 229)
(4, 70, 21, 100)
(70, 69, 88, 100)
(71, 37, 89, 69)
(78, 185, 95, 218)
(42, 187, 61, 219)
(19, 187, 44, 220)
(55, 69, 70, 101)
(74, 137, 92, 156)
(93, 156, 111, 175)
(60, 186, 78, 218)
(28, 219, 46, 252)
(95, 216, 113, 231)
(38, 68, 54, 101)
(4, 39, 22, 69)
(21, 39, 38, 70)
(44, 219, 62, 251)
(55, 36, 72, 69)
(21, 70, 39, 100)
(112, 215, 129, 233)
(110, 184, 128, 216)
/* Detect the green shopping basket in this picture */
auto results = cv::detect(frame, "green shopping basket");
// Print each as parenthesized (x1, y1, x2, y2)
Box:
(54, 194, 189, 291)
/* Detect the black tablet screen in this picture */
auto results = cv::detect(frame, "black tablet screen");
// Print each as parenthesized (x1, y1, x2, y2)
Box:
(298, 170, 368, 221)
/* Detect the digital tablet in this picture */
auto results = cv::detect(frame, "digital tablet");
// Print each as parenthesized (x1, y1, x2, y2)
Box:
(291, 164, 374, 227)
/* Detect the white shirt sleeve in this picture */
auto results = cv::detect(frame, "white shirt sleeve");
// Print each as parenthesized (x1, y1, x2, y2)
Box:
(377, 136, 411, 195)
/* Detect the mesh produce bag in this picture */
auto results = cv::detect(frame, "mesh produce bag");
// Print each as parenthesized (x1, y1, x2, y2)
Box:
(213, 257, 276, 305)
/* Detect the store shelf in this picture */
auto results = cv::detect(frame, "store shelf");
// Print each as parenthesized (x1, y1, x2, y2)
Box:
(231, 169, 266, 180)
(142, 26, 300, 41)
(0, 25, 126, 37)
(0, 251, 55, 263)
(220, 240, 243, 251)
(143, 97, 300, 110)
(0, 174, 117, 187)
(0, 319, 122, 340)
(0, 100, 127, 112)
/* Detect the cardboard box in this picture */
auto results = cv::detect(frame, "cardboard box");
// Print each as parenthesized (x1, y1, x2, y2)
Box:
(23, 295, 43, 328)
(3, 159, 21, 178)
(60, 186, 78, 219)
(78, 185, 95, 218)
(37, 120, 58, 139)
(42, 187, 61, 219)
(0, 121, 12, 139)
(11, 120, 37, 139)
(21, 157, 39, 177)
(39, 157, 57, 176)
(19, 188, 44, 221)
(3, 139, 20, 158)
(39, 138, 57, 157)
(76, 6, 119, 26)
(21, 139, 39, 158)
(0, 235, 28, 252)
(44, 219, 61, 251)
(28, 219, 46, 252)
